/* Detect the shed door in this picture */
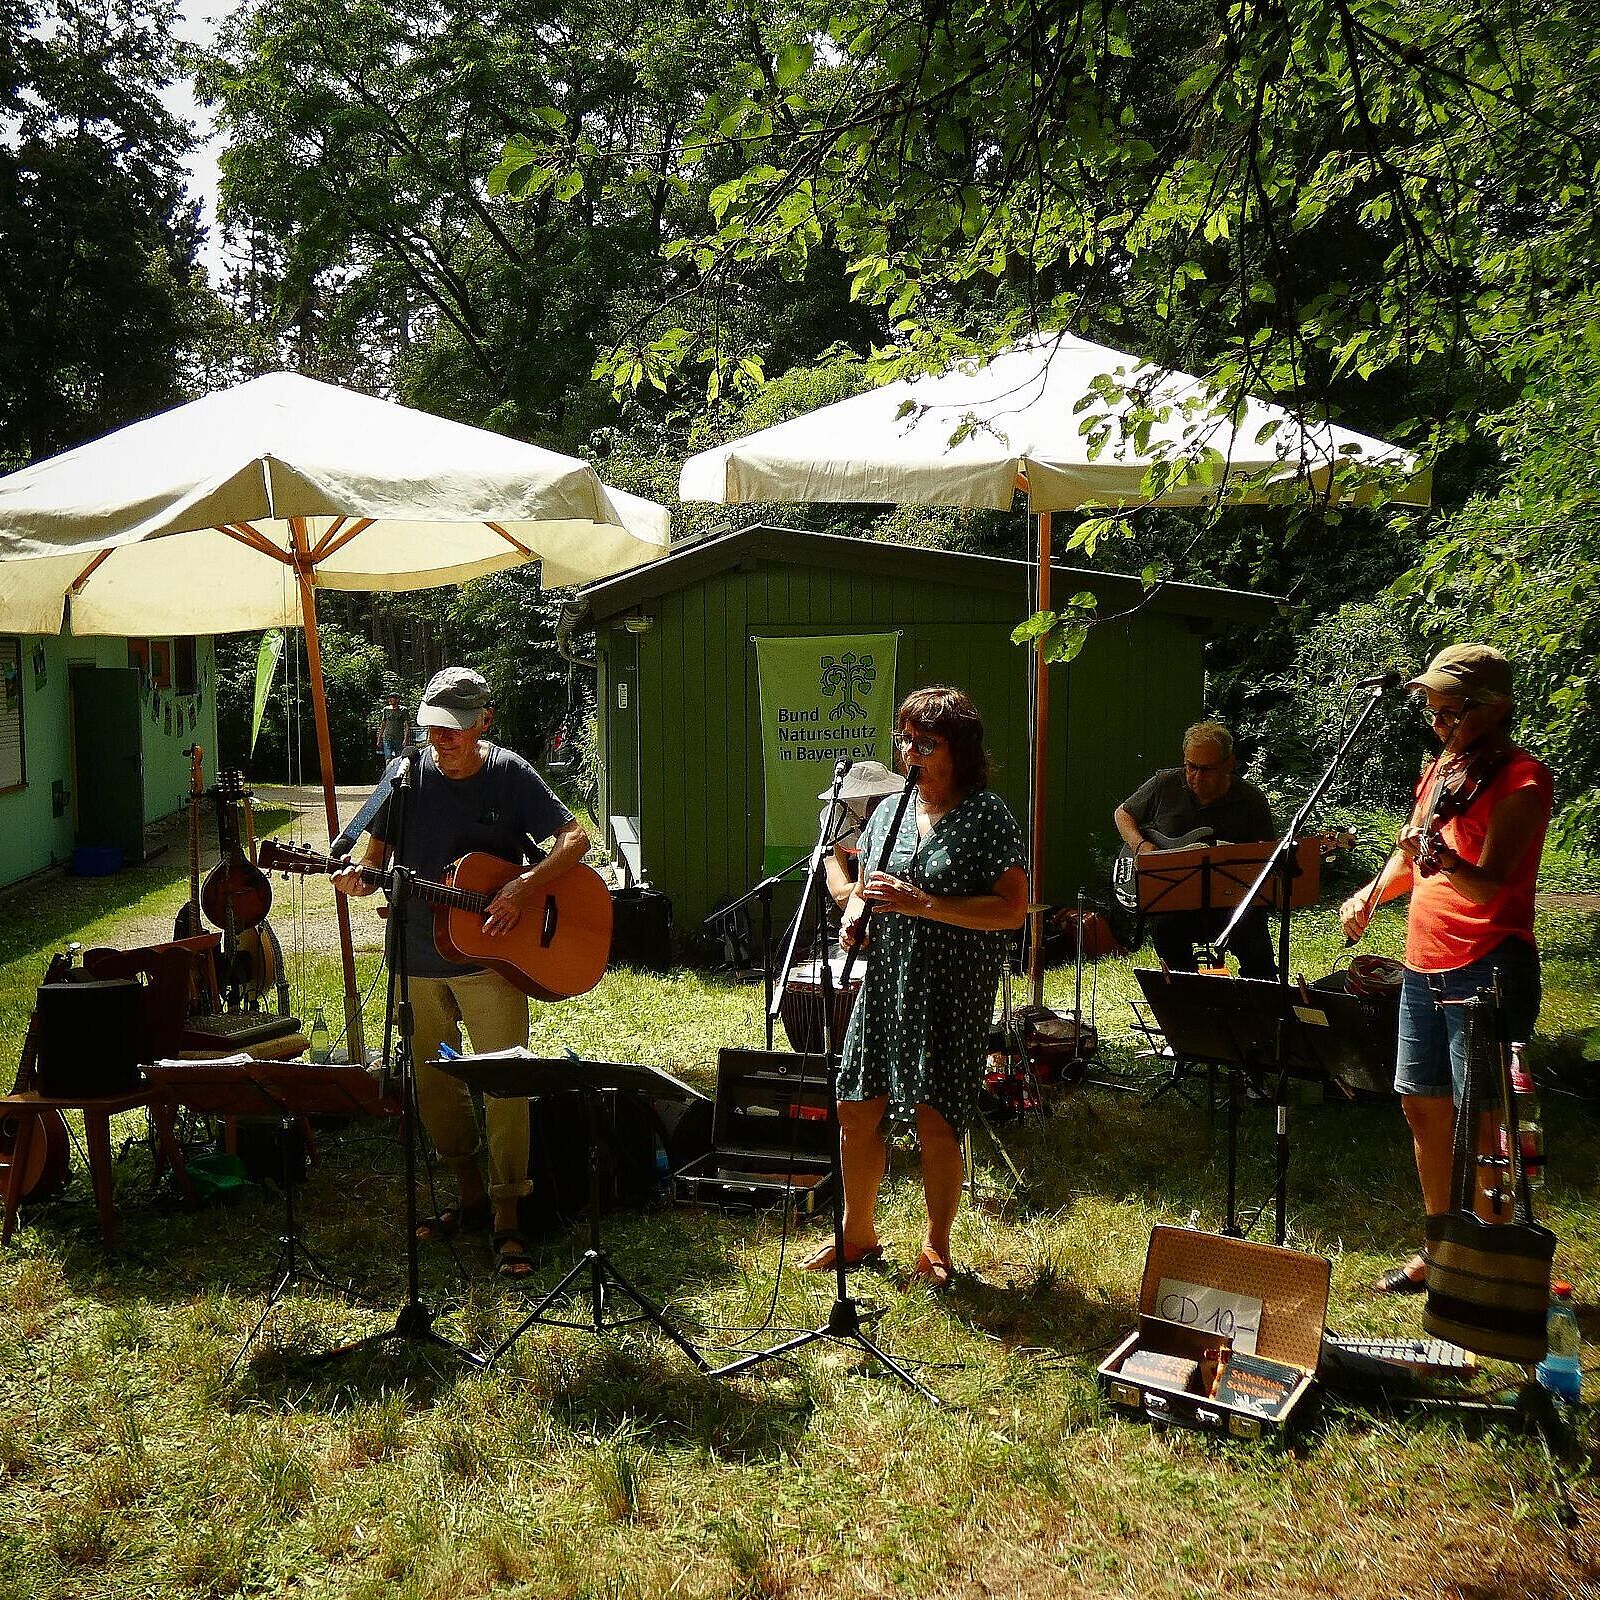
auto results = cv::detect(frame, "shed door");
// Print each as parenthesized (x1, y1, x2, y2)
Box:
(70, 667, 145, 858)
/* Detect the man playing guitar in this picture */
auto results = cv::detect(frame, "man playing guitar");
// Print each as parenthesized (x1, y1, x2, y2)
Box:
(1113, 720, 1279, 980)
(332, 667, 590, 1279)
(1339, 644, 1552, 1294)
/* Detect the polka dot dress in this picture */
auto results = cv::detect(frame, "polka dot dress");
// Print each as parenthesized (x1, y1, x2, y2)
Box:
(837, 788, 1027, 1137)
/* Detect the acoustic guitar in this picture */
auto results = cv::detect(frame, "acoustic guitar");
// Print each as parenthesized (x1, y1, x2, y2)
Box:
(0, 951, 74, 1205)
(258, 840, 614, 1001)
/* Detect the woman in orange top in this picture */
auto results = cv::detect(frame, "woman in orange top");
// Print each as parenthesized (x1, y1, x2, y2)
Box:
(1340, 644, 1552, 1293)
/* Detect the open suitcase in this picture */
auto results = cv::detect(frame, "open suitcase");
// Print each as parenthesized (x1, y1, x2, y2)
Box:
(1098, 1224, 1331, 1440)
(673, 1048, 836, 1215)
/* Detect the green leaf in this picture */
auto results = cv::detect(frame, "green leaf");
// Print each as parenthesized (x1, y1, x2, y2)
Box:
(1010, 610, 1058, 645)
(775, 41, 814, 88)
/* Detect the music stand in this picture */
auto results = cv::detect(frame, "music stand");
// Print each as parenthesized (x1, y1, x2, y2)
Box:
(437, 1050, 709, 1370)
(1197, 679, 1395, 1242)
(145, 1061, 398, 1378)
(1133, 970, 1378, 1240)
(1132, 836, 1324, 919)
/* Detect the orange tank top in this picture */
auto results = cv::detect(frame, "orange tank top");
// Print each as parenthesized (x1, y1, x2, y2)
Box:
(1405, 746, 1552, 972)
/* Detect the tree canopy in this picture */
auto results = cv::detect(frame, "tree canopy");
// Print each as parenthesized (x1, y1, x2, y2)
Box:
(0, 0, 208, 467)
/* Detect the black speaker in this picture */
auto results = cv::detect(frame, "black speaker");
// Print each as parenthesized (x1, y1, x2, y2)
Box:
(610, 886, 673, 972)
(35, 979, 144, 1097)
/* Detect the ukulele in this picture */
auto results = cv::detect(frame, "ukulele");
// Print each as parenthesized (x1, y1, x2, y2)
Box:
(259, 839, 614, 1001)
(0, 951, 74, 1205)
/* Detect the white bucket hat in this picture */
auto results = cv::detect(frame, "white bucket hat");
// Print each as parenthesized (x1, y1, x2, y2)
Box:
(816, 759, 905, 803)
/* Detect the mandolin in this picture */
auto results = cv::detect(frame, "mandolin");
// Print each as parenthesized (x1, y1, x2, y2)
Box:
(201, 769, 272, 933)
(259, 839, 614, 1001)
(202, 769, 278, 1012)
(0, 952, 74, 1205)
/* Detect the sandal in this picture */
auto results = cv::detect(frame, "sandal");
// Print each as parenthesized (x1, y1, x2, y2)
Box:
(799, 1240, 884, 1273)
(493, 1231, 535, 1280)
(1374, 1256, 1427, 1294)
(415, 1198, 490, 1243)
(912, 1249, 953, 1291)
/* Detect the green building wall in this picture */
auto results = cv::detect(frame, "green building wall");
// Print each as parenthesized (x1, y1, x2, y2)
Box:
(0, 635, 218, 889)
(588, 533, 1245, 936)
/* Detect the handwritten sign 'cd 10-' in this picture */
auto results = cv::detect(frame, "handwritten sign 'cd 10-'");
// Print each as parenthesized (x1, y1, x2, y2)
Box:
(1153, 1278, 1262, 1354)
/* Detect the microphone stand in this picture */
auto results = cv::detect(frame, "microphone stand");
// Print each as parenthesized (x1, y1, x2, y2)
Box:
(319, 749, 483, 1368)
(711, 761, 938, 1403)
(1212, 681, 1392, 1244)
(704, 823, 844, 1049)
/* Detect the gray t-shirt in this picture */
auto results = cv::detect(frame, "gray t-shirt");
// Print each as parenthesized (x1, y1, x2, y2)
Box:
(1120, 767, 1275, 848)
(361, 745, 574, 977)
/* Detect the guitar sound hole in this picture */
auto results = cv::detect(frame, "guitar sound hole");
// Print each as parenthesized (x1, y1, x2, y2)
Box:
(541, 896, 558, 948)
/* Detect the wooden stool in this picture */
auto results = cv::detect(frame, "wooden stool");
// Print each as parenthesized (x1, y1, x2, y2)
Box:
(0, 1086, 194, 1246)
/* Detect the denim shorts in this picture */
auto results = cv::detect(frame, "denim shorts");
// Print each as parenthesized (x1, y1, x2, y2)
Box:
(1394, 937, 1541, 1101)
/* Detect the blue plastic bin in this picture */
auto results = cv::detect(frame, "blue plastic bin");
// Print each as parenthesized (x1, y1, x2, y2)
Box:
(71, 845, 123, 876)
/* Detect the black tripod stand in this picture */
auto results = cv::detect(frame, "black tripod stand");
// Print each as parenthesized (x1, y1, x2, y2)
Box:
(317, 753, 483, 1370)
(709, 759, 939, 1403)
(431, 1058, 708, 1371)
(228, 1115, 363, 1381)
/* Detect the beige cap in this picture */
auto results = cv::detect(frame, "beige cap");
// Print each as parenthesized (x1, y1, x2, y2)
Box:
(416, 666, 492, 729)
(1406, 643, 1513, 701)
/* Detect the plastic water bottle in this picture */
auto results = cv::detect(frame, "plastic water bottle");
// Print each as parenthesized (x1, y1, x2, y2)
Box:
(1536, 1281, 1583, 1402)
(654, 1142, 671, 1200)
(309, 1005, 331, 1065)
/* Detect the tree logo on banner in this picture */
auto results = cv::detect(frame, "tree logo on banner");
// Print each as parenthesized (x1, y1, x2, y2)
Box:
(819, 652, 876, 721)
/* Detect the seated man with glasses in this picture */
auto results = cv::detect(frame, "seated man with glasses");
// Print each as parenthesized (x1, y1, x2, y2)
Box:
(1112, 720, 1279, 979)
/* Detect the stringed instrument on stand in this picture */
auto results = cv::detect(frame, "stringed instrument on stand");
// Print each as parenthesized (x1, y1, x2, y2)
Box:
(238, 777, 292, 1017)
(203, 770, 283, 1013)
(258, 839, 613, 1001)
(0, 951, 74, 1204)
(171, 744, 220, 1015)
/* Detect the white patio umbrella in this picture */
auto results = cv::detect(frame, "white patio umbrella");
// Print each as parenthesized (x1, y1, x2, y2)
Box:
(0, 372, 671, 1054)
(680, 329, 1429, 1001)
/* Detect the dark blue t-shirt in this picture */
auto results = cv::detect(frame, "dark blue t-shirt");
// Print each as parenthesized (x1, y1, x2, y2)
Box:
(355, 745, 574, 977)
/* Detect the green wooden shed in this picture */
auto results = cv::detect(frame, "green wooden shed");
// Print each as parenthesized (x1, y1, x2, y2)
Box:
(579, 525, 1276, 937)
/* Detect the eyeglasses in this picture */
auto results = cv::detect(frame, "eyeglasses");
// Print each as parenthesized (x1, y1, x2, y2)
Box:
(894, 732, 942, 757)
(1418, 700, 1466, 728)
(1183, 758, 1225, 775)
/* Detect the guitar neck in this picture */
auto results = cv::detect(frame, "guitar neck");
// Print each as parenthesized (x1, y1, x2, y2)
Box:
(326, 857, 499, 917)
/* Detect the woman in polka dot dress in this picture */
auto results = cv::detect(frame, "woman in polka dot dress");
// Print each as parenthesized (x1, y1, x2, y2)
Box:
(803, 687, 1028, 1288)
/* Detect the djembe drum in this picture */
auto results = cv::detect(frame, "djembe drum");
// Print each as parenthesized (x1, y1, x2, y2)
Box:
(780, 957, 864, 1054)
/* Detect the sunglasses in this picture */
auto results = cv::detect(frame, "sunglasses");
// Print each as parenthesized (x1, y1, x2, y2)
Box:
(894, 731, 943, 757)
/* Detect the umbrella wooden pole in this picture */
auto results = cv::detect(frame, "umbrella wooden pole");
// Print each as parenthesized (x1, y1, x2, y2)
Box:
(290, 520, 366, 1063)
(1028, 510, 1051, 1009)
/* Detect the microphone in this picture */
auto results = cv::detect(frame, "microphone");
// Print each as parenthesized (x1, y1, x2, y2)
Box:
(1354, 670, 1403, 691)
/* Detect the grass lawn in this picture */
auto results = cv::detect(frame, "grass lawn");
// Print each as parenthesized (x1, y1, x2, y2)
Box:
(1, 820, 1596, 1599)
